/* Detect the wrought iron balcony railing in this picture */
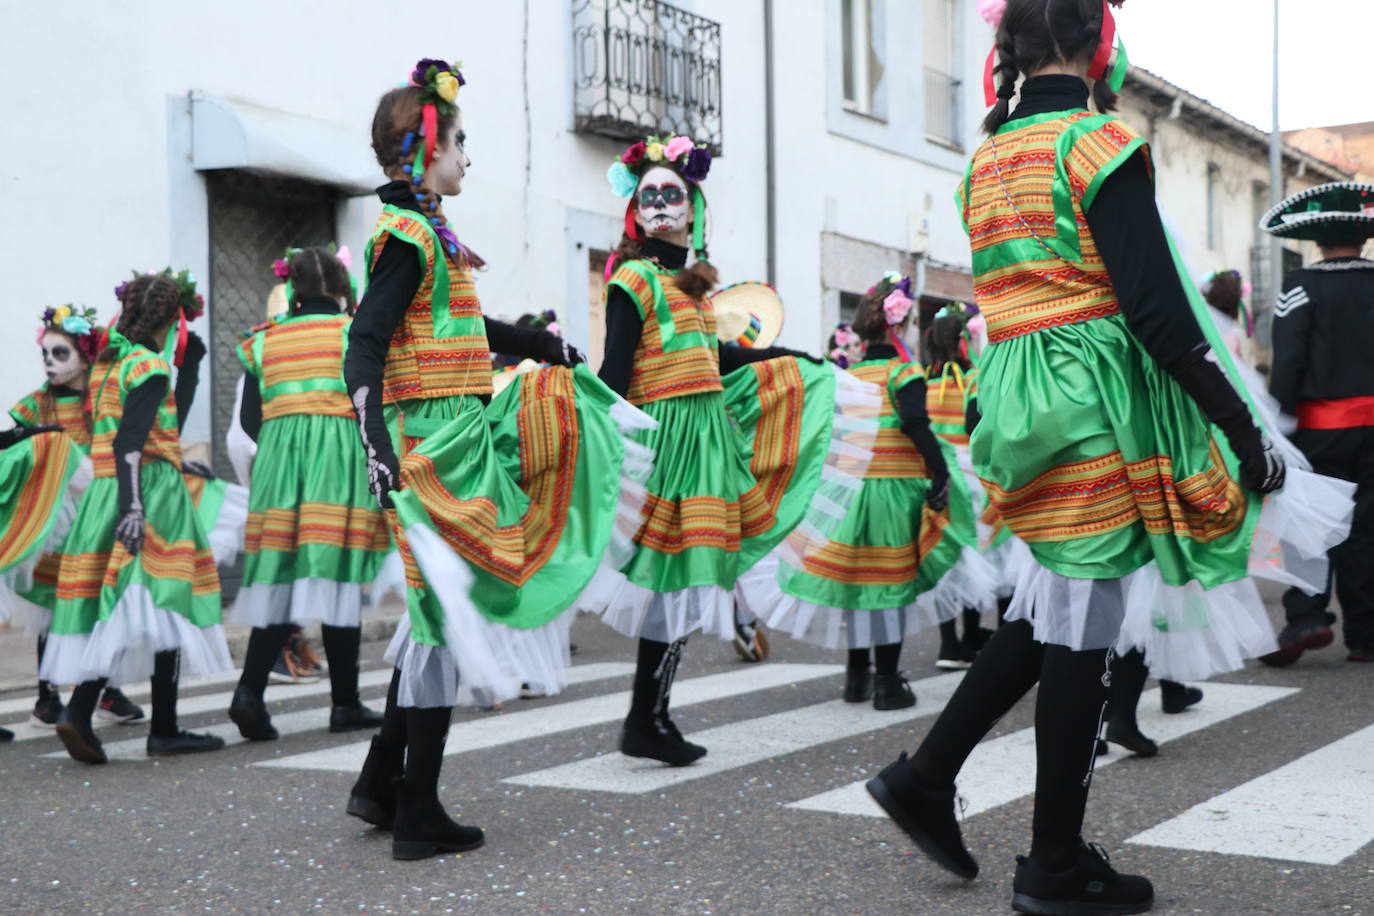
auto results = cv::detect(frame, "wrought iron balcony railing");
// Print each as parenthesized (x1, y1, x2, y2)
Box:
(572, 0, 723, 153)
(924, 67, 962, 149)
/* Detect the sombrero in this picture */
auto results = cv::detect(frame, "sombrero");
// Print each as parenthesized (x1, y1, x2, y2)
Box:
(491, 358, 541, 397)
(1260, 181, 1374, 244)
(265, 282, 289, 320)
(712, 281, 784, 349)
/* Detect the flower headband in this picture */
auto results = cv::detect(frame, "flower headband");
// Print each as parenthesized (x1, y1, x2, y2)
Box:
(980, 0, 1129, 106)
(38, 305, 104, 364)
(869, 271, 914, 327)
(607, 134, 713, 257)
(114, 268, 205, 321)
(272, 243, 356, 306)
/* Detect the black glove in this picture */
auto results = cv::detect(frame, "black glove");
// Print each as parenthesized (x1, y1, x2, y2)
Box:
(0, 424, 62, 449)
(352, 387, 401, 509)
(542, 332, 585, 368)
(1167, 350, 1286, 495)
(926, 475, 950, 513)
(182, 459, 214, 479)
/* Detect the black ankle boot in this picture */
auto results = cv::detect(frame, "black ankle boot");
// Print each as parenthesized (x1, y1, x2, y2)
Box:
(1159, 681, 1202, 715)
(620, 713, 707, 766)
(55, 706, 107, 764)
(390, 781, 485, 860)
(228, 685, 278, 741)
(0, 726, 11, 742)
(330, 702, 385, 733)
(1104, 722, 1158, 757)
(873, 673, 916, 710)
(865, 752, 978, 880)
(348, 736, 405, 829)
(146, 730, 226, 756)
(1011, 842, 1153, 914)
(844, 664, 873, 703)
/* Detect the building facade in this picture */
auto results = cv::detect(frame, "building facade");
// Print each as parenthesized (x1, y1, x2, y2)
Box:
(0, 0, 1346, 469)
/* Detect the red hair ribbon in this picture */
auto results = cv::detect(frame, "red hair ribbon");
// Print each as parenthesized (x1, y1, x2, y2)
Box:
(173, 313, 190, 367)
(421, 103, 438, 172)
(982, 46, 998, 107)
(623, 200, 640, 241)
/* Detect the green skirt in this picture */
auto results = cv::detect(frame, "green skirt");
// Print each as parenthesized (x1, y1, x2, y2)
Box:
(42, 460, 230, 685)
(231, 413, 389, 628)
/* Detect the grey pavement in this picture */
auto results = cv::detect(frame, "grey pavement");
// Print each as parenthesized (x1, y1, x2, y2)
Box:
(0, 588, 1371, 915)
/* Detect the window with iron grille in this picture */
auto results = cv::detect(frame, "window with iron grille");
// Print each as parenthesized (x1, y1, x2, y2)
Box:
(923, 0, 961, 148)
(205, 170, 338, 481)
(572, 0, 723, 152)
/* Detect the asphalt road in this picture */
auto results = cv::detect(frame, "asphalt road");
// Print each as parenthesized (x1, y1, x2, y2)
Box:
(1, 597, 1370, 916)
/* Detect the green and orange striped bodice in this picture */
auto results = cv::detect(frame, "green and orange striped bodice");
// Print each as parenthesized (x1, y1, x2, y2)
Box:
(848, 358, 930, 479)
(10, 384, 92, 452)
(89, 348, 180, 477)
(239, 314, 354, 420)
(607, 259, 723, 406)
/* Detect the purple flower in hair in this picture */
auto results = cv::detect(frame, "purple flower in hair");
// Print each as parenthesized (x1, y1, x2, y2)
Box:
(894, 276, 913, 298)
(681, 148, 712, 183)
(41, 307, 55, 324)
(411, 58, 451, 86)
(113, 281, 130, 302)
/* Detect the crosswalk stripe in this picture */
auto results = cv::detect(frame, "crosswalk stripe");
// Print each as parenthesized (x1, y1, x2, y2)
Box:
(40, 661, 638, 762)
(1128, 721, 1374, 865)
(256, 662, 843, 773)
(0, 669, 247, 718)
(502, 673, 966, 794)
(786, 683, 1298, 819)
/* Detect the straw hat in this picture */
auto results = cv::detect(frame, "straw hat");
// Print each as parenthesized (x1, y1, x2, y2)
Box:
(712, 281, 784, 349)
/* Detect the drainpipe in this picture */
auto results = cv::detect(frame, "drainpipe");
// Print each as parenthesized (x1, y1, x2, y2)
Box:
(763, 0, 777, 286)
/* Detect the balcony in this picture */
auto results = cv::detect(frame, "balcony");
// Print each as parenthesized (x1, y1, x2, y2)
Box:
(572, 0, 723, 153)
(924, 67, 962, 151)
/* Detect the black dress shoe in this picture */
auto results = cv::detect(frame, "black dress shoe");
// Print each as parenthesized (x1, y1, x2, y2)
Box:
(619, 714, 707, 766)
(1105, 724, 1158, 758)
(1095, 738, 1109, 756)
(55, 707, 107, 764)
(348, 736, 404, 829)
(865, 752, 978, 880)
(1011, 842, 1154, 915)
(0, 726, 13, 743)
(391, 782, 485, 860)
(873, 673, 916, 710)
(330, 703, 385, 733)
(146, 729, 226, 756)
(228, 685, 278, 741)
(844, 665, 874, 703)
(1159, 681, 1203, 715)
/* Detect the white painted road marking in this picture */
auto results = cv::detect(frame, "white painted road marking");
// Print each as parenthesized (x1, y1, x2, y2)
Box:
(786, 683, 1298, 818)
(1129, 721, 1374, 865)
(256, 662, 842, 773)
(502, 673, 966, 794)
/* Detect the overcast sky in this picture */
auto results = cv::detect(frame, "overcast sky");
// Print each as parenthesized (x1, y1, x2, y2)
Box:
(1113, 1, 1374, 131)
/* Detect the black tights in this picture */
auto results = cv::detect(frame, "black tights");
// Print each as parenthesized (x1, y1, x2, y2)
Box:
(911, 620, 1110, 869)
(67, 650, 183, 737)
(627, 636, 688, 725)
(846, 644, 902, 676)
(238, 623, 362, 707)
(373, 668, 451, 795)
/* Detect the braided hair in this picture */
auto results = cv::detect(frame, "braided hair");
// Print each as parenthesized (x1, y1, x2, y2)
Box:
(288, 246, 355, 314)
(97, 275, 182, 365)
(982, 0, 1119, 134)
(371, 87, 484, 269)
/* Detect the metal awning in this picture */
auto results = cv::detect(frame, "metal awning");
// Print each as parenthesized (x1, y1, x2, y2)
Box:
(190, 93, 377, 196)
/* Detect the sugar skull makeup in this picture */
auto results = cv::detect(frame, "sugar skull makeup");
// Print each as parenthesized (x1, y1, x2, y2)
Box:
(634, 165, 691, 238)
(40, 330, 86, 387)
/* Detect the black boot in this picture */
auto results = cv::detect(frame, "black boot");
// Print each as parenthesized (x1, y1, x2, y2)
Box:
(620, 714, 708, 766)
(936, 620, 970, 670)
(1159, 680, 1202, 715)
(391, 780, 485, 860)
(866, 752, 978, 880)
(1105, 650, 1157, 758)
(1011, 842, 1154, 915)
(873, 673, 916, 710)
(55, 680, 107, 764)
(147, 650, 225, 757)
(0, 726, 12, 743)
(228, 685, 278, 741)
(331, 703, 385, 733)
(844, 649, 873, 703)
(348, 735, 405, 829)
(147, 730, 227, 756)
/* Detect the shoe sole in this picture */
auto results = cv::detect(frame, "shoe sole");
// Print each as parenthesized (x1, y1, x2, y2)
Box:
(1105, 735, 1158, 758)
(146, 742, 227, 757)
(1257, 645, 1304, 667)
(96, 709, 143, 723)
(268, 673, 320, 684)
(228, 706, 279, 741)
(392, 836, 485, 860)
(29, 715, 58, 729)
(936, 659, 972, 670)
(55, 722, 107, 764)
(864, 776, 978, 881)
(329, 721, 384, 734)
(1011, 892, 1153, 914)
(346, 796, 393, 830)
(843, 692, 874, 703)
(873, 697, 917, 711)
(620, 746, 708, 767)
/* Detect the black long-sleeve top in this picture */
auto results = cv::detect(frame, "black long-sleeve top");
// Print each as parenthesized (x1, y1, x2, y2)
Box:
(597, 238, 815, 397)
(237, 296, 342, 443)
(343, 181, 561, 459)
(174, 335, 203, 433)
(864, 343, 949, 481)
(1268, 258, 1374, 415)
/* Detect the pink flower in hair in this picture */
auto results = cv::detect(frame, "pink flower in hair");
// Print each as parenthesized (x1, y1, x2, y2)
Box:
(336, 245, 353, 271)
(978, 0, 1006, 27)
(664, 136, 695, 162)
(883, 289, 913, 326)
(272, 259, 291, 279)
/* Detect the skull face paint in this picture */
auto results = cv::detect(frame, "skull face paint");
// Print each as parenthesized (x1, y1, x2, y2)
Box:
(634, 165, 691, 240)
(40, 331, 86, 388)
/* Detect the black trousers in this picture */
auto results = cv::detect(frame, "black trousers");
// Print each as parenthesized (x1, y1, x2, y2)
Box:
(1281, 426, 1374, 649)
